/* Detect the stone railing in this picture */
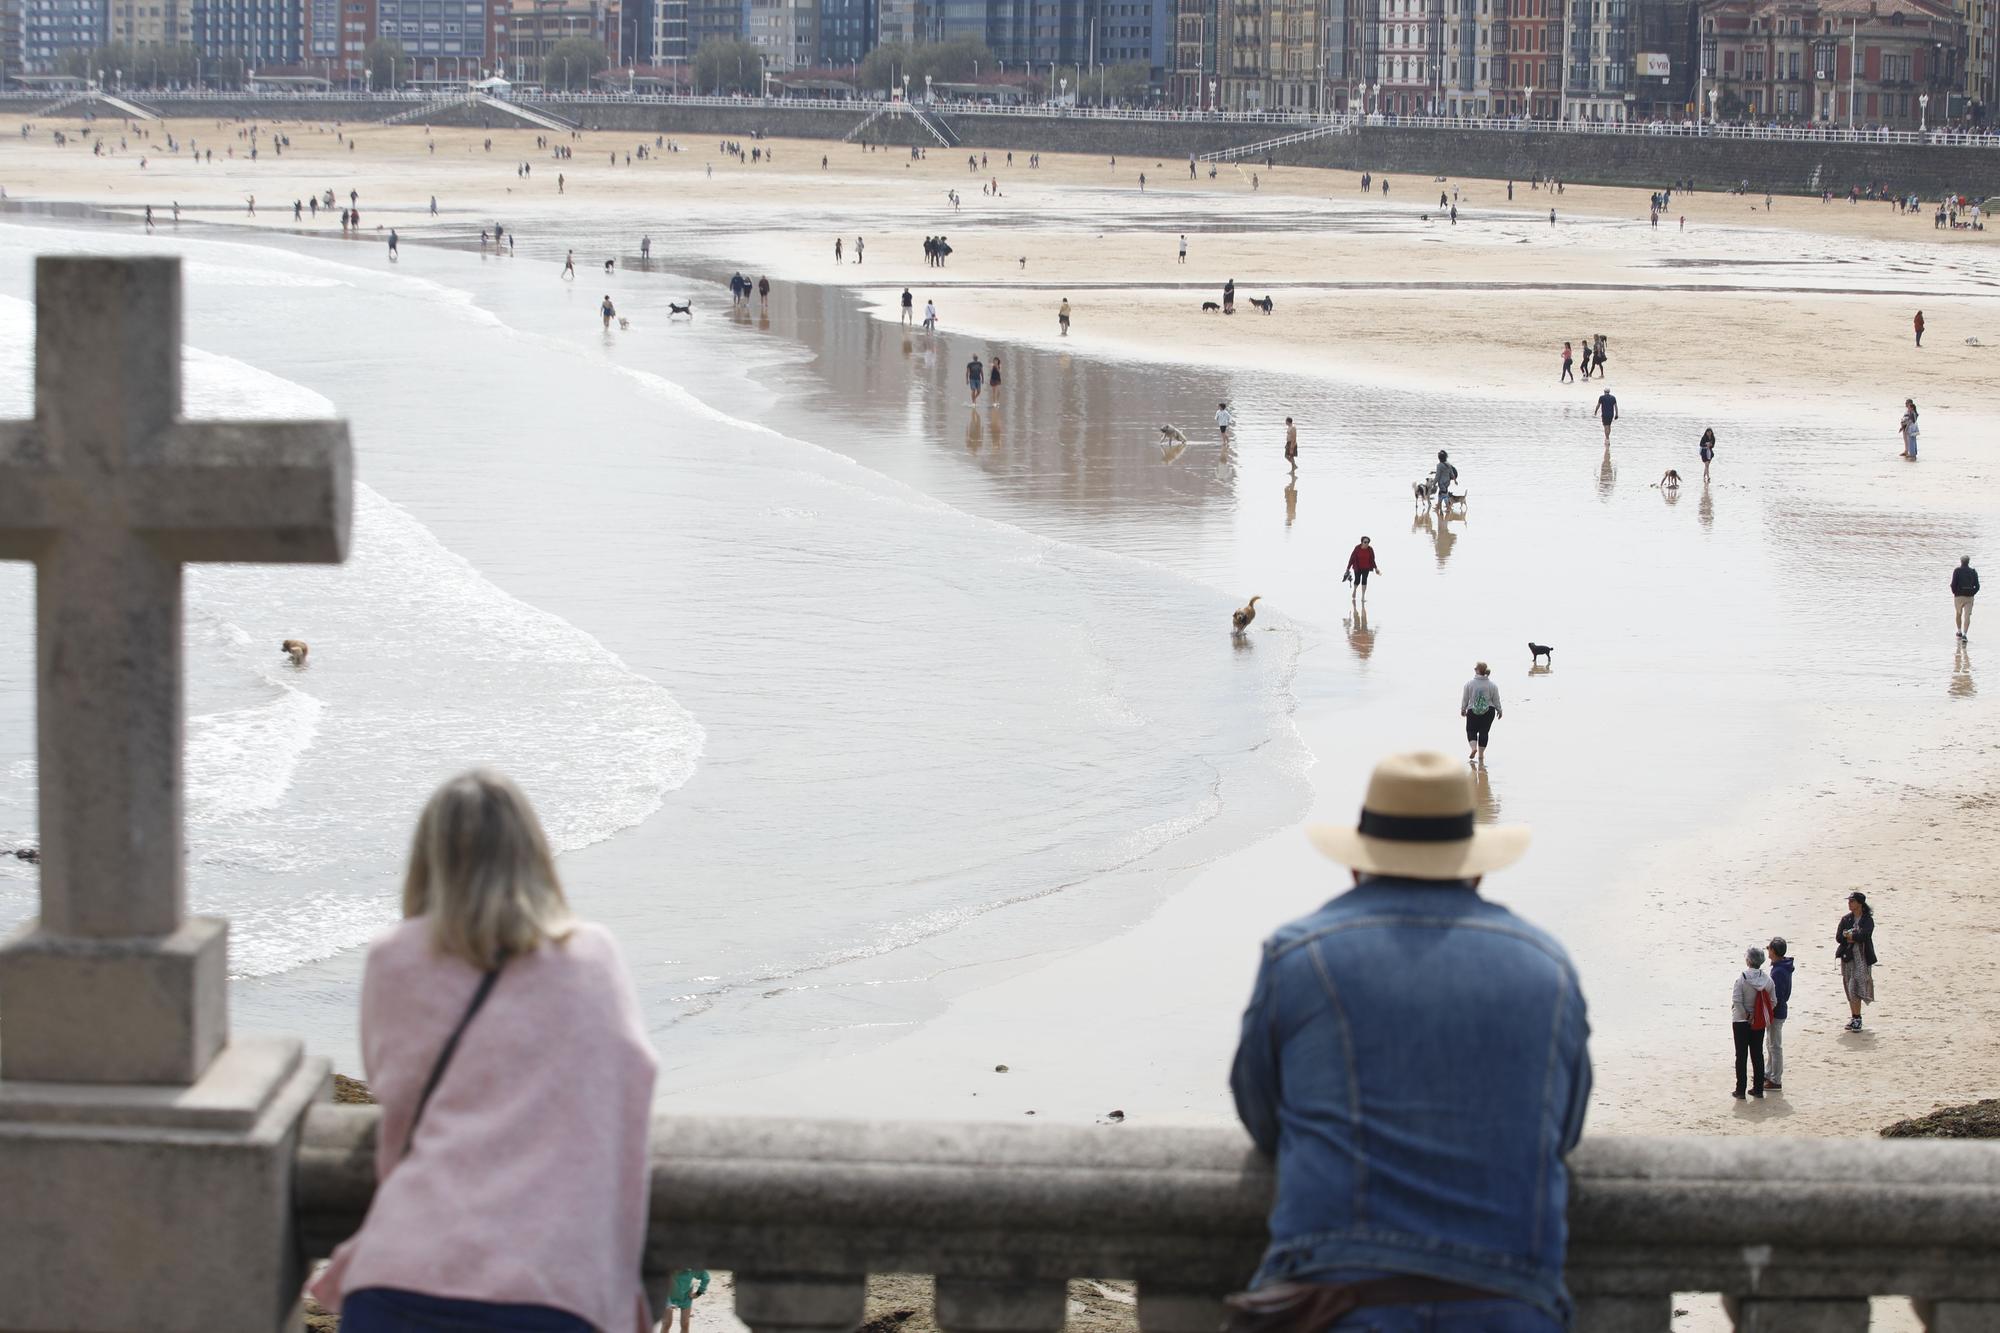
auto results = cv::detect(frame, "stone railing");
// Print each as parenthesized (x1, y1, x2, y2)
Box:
(297, 1108, 2000, 1333)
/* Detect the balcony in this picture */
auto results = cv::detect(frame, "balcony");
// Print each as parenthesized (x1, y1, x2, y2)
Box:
(299, 1109, 2000, 1333)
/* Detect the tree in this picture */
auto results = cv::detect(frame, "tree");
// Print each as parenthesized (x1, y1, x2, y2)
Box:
(858, 41, 907, 95)
(858, 39, 994, 96)
(364, 38, 406, 90)
(544, 35, 611, 91)
(1098, 61, 1151, 105)
(692, 38, 764, 95)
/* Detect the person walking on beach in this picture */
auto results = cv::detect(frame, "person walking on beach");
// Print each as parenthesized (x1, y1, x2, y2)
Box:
(1953, 555, 1980, 640)
(1233, 751, 1587, 1333)
(1222, 278, 1236, 315)
(1283, 417, 1298, 472)
(561, 251, 575, 280)
(1900, 398, 1920, 459)
(1460, 662, 1501, 763)
(387, 229, 398, 262)
(923, 299, 938, 332)
(987, 354, 1003, 396)
(600, 294, 616, 330)
(1179, 234, 1188, 264)
(1835, 892, 1875, 1031)
(306, 771, 657, 1333)
(1215, 403, 1235, 438)
(757, 276, 770, 307)
(1433, 449, 1458, 504)
(1596, 387, 1619, 444)
(855, 237, 864, 265)
(1765, 937, 1792, 1090)
(1914, 309, 1925, 347)
(965, 353, 985, 404)
(900, 288, 914, 324)
(834, 237, 843, 263)
(1560, 341, 1574, 382)
(666, 1270, 710, 1333)
(1699, 427, 1716, 481)
(1058, 298, 1072, 337)
(1344, 536, 1379, 600)
(1731, 947, 1775, 1100)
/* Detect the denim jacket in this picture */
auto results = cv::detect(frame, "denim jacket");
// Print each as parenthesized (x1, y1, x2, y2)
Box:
(1230, 878, 1593, 1325)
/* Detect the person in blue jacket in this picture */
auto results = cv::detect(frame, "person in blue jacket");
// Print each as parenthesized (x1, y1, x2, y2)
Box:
(1765, 937, 1793, 1090)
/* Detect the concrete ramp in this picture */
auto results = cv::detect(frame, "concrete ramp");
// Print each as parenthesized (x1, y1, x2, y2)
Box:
(1199, 118, 1354, 163)
(478, 95, 577, 131)
(32, 91, 162, 120)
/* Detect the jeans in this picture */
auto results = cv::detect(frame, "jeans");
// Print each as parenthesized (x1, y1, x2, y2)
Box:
(1328, 1301, 1562, 1332)
(1732, 1021, 1767, 1095)
(341, 1288, 594, 1333)
(1765, 1017, 1785, 1083)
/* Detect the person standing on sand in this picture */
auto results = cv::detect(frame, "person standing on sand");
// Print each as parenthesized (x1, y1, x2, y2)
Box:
(666, 1270, 710, 1333)
(1460, 662, 1501, 763)
(1952, 556, 1979, 640)
(1179, 234, 1187, 264)
(1915, 310, 1925, 347)
(1699, 427, 1716, 480)
(1234, 750, 1587, 1333)
(834, 237, 843, 262)
(1730, 947, 1775, 1100)
(1835, 892, 1875, 1031)
(1764, 937, 1792, 1090)
(1900, 398, 1920, 459)
(1596, 387, 1619, 444)
(855, 237, 864, 264)
(1058, 298, 1072, 336)
(1344, 536, 1379, 600)
(1560, 341, 1574, 382)
(1216, 403, 1235, 438)
(923, 299, 938, 332)
(1284, 417, 1298, 472)
(900, 288, 914, 323)
(965, 353, 985, 404)
(1550, 207, 1556, 226)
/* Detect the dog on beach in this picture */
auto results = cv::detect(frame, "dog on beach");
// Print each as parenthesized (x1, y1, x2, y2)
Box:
(1249, 295, 1274, 314)
(1440, 490, 1468, 515)
(1528, 642, 1554, 665)
(1658, 469, 1681, 489)
(1232, 596, 1261, 634)
(1413, 477, 1437, 507)
(1159, 424, 1189, 445)
(1201, 301, 1222, 312)
(617, 317, 631, 330)
(668, 301, 693, 318)
(281, 639, 309, 667)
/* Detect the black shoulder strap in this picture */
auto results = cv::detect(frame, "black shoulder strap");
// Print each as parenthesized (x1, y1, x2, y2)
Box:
(401, 963, 503, 1161)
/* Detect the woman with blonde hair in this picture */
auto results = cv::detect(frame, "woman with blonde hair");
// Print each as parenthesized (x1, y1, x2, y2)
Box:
(311, 770, 658, 1333)
(1460, 662, 1502, 765)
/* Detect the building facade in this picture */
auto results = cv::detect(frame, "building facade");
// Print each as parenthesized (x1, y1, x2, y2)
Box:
(1175, 0, 1337, 109)
(816, 0, 868, 65)
(745, 0, 811, 67)
(1096, 0, 1167, 74)
(507, 0, 615, 76)
(1565, 0, 1633, 117)
(1701, 0, 1958, 125)
(23, 0, 107, 70)
(191, 0, 306, 67)
(108, 0, 193, 50)
(685, 0, 740, 48)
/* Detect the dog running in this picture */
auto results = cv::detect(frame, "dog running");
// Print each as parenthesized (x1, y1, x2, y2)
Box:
(281, 639, 309, 667)
(667, 301, 694, 318)
(1528, 642, 1555, 665)
(1159, 424, 1190, 445)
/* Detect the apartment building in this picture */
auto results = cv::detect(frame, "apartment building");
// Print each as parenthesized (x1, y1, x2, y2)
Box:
(1565, 0, 1631, 116)
(816, 0, 867, 64)
(685, 0, 739, 47)
(22, 0, 105, 70)
(1375, 0, 1443, 112)
(507, 0, 614, 74)
(745, 0, 810, 68)
(1097, 0, 1166, 72)
(1702, 0, 1958, 124)
(107, 0, 191, 49)
(192, 0, 306, 66)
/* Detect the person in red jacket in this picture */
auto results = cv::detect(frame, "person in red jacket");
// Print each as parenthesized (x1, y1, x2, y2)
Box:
(1915, 309, 1926, 347)
(1344, 537, 1381, 602)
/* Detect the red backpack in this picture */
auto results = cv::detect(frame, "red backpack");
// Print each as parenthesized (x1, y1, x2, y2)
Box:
(1751, 985, 1775, 1032)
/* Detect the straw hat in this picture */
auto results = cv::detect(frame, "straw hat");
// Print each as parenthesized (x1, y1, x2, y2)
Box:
(1307, 751, 1530, 879)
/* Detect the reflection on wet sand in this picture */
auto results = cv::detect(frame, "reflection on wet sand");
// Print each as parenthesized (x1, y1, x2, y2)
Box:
(1413, 509, 1461, 566)
(1700, 482, 1716, 530)
(1344, 608, 1374, 661)
(1471, 765, 1501, 825)
(1284, 481, 1298, 527)
(1598, 445, 1617, 502)
(965, 409, 984, 453)
(1952, 645, 1976, 697)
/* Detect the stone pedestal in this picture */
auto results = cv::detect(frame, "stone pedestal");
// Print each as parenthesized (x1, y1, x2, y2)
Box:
(0, 1038, 326, 1333)
(0, 916, 228, 1084)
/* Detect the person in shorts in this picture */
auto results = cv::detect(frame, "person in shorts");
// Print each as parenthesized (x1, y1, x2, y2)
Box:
(1058, 298, 1072, 336)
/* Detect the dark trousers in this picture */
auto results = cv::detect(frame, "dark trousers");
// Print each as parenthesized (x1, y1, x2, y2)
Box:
(1732, 1021, 1766, 1095)
(342, 1289, 594, 1332)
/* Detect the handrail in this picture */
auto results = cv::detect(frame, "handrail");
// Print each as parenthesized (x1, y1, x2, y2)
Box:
(298, 1107, 2000, 1329)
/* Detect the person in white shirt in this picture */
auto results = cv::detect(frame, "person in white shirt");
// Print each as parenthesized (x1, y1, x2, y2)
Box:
(922, 300, 937, 331)
(1215, 403, 1234, 437)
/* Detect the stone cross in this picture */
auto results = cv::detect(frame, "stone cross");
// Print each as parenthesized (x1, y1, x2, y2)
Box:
(0, 257, 350, 1085)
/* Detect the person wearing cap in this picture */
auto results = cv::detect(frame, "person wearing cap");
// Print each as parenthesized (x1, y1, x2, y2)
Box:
(1765, 937, 1793, 1090)
(1229, 752, 1591, 1332)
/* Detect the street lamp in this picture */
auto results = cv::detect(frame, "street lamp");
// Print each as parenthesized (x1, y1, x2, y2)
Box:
(924, 73, 932, 103)
(1708, 86, 1718, 125)
(1920, 91, 1929, 130)
(1208, 77, 1216, 110)
(1525, 83, 1534, 120)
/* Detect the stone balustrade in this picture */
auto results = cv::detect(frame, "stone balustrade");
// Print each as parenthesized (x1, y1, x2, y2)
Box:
(296, 1108, 2000, 1333)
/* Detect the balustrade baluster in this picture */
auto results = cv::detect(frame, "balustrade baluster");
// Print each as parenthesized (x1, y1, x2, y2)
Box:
(1917, 1299, 2000, 1332)
(933, 1278, 1070, 1333)
(1136, 1285, 1230, 1333)
(1574, 1294, 1673, 1331)
(1723, 1296, 1870, 1333)
(734, 1273, 869, 1333)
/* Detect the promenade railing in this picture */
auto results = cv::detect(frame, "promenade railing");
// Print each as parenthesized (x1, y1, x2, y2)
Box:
(297, 1107, 2000, 1333)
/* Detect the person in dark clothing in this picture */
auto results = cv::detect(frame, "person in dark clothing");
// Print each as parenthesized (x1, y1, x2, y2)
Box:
(1915, 310, 1926, 346)
(1835, 892, 1876, 1031)
(1952, 556, 1979, 640)
(1731, 947, 1774, 1100)
(1765, 937, 1793, 1089)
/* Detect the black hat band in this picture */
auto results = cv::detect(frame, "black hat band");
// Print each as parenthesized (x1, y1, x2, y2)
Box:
(1357, 810, 1475, 843)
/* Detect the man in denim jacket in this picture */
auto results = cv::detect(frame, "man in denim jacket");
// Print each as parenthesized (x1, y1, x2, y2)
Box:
(1231, 752, 1593, 1332)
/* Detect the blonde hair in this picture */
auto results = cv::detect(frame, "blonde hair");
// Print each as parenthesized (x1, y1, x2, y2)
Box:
(1475, 662, 1491, 675)
(402, 770, 574, 969)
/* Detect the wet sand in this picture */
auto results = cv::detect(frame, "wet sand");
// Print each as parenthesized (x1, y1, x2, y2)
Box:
(2, 118, 1996, 1159)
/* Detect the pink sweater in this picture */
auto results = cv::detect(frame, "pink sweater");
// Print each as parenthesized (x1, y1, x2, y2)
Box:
(311, 918, 658, 1333)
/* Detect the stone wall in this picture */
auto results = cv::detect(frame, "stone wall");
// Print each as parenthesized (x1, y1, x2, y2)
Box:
(12, 92, 1998, 196)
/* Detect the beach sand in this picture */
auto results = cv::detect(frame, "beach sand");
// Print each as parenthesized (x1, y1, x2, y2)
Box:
(2, 115, 1995, 1170)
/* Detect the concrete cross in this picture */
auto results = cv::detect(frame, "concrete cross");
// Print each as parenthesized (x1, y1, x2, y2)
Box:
(0, 257, 351, 1084)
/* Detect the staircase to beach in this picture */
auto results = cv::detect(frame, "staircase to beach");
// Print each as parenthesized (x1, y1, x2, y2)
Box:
(1198, 117, 1355, 163)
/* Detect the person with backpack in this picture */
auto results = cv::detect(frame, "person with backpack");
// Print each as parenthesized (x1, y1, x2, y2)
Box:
(1433, 449, 1459, 506)
(1460, 662, 1502, 764)
(1765, 937, 1793, 1090)
(1731, 946, 1776, 1099)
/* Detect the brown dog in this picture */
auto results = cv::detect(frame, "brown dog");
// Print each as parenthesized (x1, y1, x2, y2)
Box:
(281, 640, 309, 667)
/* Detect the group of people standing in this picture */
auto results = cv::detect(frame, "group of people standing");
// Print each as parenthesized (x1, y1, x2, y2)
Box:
(1728, 893, 1875, 1100)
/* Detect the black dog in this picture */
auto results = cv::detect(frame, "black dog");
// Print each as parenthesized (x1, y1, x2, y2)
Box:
(668, 301, 693, 318)
(1201, 301, 1221, 312)
(1529, 642, 1554, 665)
(1250, 295, 1274, 314)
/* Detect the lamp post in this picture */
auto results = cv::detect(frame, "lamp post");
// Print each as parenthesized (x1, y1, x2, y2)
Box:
(1708, 85, 1718, 127)
(1525, 83, 1533, 120)
(1060, 75, 1068, 106)
(901, 74, 909, 101)
(924, 73, 932, 103)
(1208, 77, 1216, 110)
(1919, 91, 1929, 130)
